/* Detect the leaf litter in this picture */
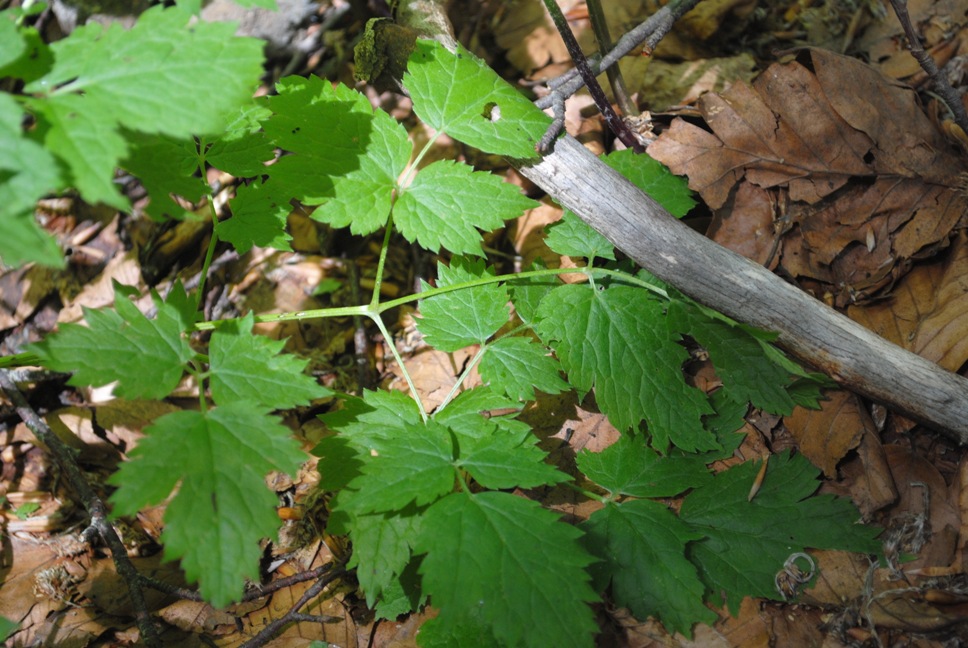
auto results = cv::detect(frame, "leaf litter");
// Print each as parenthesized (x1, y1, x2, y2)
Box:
(5, 0, 968, 646)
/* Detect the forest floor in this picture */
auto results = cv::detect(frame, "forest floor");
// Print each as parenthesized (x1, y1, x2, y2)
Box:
(4, 0, 968, 646)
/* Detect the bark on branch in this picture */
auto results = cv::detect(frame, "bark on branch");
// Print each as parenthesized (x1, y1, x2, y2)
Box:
(397, 0, 968, 443)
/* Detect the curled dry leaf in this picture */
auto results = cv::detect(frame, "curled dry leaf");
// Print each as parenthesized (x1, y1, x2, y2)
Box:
(648, 48, 968, 306)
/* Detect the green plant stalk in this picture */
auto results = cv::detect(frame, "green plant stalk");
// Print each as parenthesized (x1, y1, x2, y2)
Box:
(192, 266, 669, 331)
(436, 343, 488, 412)
(369, 209, 396, 308)
(367, 311, 429, 421)
(193, 141, 220, 315)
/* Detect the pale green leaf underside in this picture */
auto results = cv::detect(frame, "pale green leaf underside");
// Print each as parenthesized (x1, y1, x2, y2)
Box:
(396, 160, 537, 255)
(108, 403, 305, 608)
(478, 336, 569, 401)
(416, 491, 599, 648)
(405, 39, 550, 159)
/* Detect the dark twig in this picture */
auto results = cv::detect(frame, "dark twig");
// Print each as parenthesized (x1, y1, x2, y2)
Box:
(887, 0, 968, 136)
(238, 567, 345, 648)
(0, 370, 162, 648)
(139, 563, 342, 604)
(585, 0, 638, 117)
(540, 0, 644, 153)
(535, 0, 701, 110)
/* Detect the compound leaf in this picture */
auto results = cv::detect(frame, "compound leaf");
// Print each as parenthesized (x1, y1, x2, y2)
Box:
(478, 336, 569, 401)
(209, 313, 331, 410)
(535, 283, 716, 452)
(31, 287, 194, 400)
(405, 39, 550, 159)
(108, 403, 305, 607)
(396, 160, 537, 255)
(680, 452, 882, 614)
(417, 257, 509, 352)
(416, 491, 599, 648)
(582, 500, 716, 636)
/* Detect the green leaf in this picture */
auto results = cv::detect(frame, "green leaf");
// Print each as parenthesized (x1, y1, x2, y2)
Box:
(680, 452, 882, 614)
(417, 257, 509, 352)
(205, 103, 275, 177)
(29, 6, 264, 137)
(535, 283, 716, 452)
(405, 39, 551, 159)
(121, 132, 208, 220)
(31, 94, 129, 209)
(260, 76, 409, 235)
(582, 500, 715, 636)
(209, 313, 331, 410)
(348, 508, 421, 608)
(220, 180, 293, 254)
(0, 14, 26, 68)
(395, 160, 537, 255)
(605, 149, 696, 217)
(313, 434, 365, 492)
(0, 616, 17, 642)
(321, 389, 424, 449)
(416, 491, 599, 648)
(577, 435, 710, 498)
(346, 419, 456, 514)
(507, 260, 555, 325)
(108, 403, 305, 607)
(545, 211, 616, 261)
(669, 301, 796, 415)
(0, 24, 54, 83)
(457, 426, 568, 490)
(478, 336, 569, 401)
(30, 287, 194, 400)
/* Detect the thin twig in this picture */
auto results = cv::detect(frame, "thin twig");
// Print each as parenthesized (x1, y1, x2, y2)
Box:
(238, 567, 345, 648)
(541, 0, 644, 153)
(585, 0, 638, 117)
(887, 0, 968, 136)
(0, 370, 162, 647)
(139, 563, 341, 604)
(535, 0, 701, 110)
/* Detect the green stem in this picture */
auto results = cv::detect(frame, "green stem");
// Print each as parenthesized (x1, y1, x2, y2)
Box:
(369, 209, 396, 308)
(193, 139, 219, 315)
(191, 266, 669, 331)
(367, 312, 429, 421)
(436, 343, 488, 412)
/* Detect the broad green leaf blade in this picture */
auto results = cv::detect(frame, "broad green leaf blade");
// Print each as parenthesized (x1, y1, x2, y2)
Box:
(313, 435, 365, 492)
(507, 259, 555, 325)
(219, 180, 293, 253)
(416, 491, 599, 648)
(535, 283, 716, 452)
(395, 160, 537, 255)
(404, 39, 551, 159)
(680, 452, 882, 614)
(108, 404, 305, 607)
(417, 257, 510, 352)
(30, 6, 265, 137)
(348, 509, 421, 608)
(0, 24, 53, 83)
(121, 132, 208, 220)
(260, 76, 410, 235)
(205, 103, 275, 177)
(30, 288, 194, 399)
(347, 419, 455, 514)
(478, 336, 569, 401)
(209, 314, 331, 410)
(669, 301, 796, 415)
(320, 389, 423, 449)
(577, 435, 710, 498)
(582, 500, 715, 636)
(605, 149, 696, 217)
(545, 211, 616, 261)
(457, 427, 568, 490)
(31, 94, 129, 210)
(0, 14, 26, 68)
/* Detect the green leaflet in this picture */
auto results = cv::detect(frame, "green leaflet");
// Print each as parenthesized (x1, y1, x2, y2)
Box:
(108, 403, 305, 607)
(405, 39, 551, 159)
(416, 491, 599, 648)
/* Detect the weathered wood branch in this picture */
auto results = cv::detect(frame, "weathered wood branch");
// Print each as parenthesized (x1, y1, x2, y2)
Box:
(397, 0, 968, 443)
(516, 136, 968, 443)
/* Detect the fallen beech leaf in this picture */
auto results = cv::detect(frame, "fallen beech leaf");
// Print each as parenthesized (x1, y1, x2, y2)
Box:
(649, 48, 968, 305)
(785, 390, 868, 478)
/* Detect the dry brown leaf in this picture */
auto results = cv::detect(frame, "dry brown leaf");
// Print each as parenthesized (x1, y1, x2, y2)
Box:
(784, 391, 868, 478)
(848, 231, 968, 372)
(649, 48, 968, 305)
(493, 0, 574, 75)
